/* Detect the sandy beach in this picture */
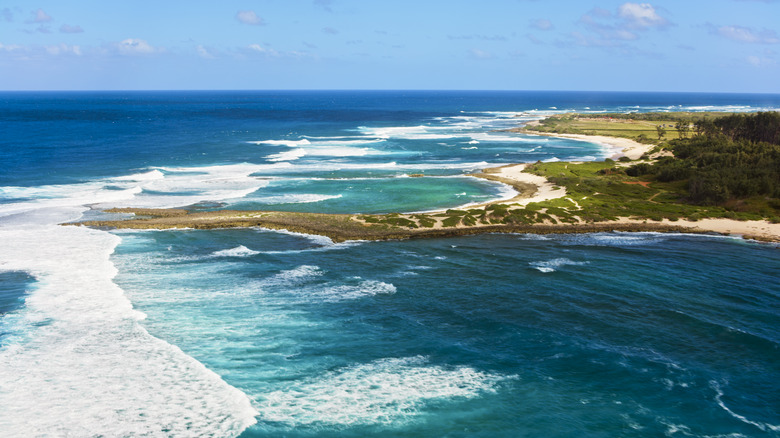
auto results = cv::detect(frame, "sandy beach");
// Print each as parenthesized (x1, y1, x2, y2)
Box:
(554, 134, 653, 160)
(470, 163, 567, 206)
(517, 126, 655, 160)
(468, 160, 779, 242)
(468, 164, 779, 241)
(611, 217, 780, 242)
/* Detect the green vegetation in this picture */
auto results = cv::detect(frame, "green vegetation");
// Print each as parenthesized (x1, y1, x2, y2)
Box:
(524, 113, 695, 143)
(76, 112, 780, 242)
(525, 161, 755, 222)
(625, 112, 780, 214)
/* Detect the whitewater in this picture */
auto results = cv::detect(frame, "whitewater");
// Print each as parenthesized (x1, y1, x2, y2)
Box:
(1, 91, 779, 437)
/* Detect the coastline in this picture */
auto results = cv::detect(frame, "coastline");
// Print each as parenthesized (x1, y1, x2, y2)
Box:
(67, 131, 780, 244)
(68, 207, 780, 243)
(514, 123, 653, 160)
(469, 163, 567, 206)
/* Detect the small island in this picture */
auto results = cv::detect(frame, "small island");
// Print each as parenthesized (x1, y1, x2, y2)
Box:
(70, 112, 780, 243)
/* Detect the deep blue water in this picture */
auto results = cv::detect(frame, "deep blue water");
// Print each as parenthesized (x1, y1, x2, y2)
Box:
(0, 91, 779, 437)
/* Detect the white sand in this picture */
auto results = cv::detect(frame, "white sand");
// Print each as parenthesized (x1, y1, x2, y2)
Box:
(472, 164, 780, 241)
(488, 164, 567, 205)
(521, 131, 654, 160)
(546, 133, 654, 160)
(611, 217, 780, 242)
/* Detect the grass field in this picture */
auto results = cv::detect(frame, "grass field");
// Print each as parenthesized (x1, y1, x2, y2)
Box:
(523, 114, 693, 142)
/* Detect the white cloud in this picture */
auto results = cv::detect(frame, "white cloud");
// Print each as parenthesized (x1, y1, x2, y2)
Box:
(574, 3, 670, 49)
(713, 25, 780, 44)
(28, 8, 52, 23)
(469, 48, 494, 60)
(60, 24, 84, 34)
(236, 10, 264, 26)
(314, 0, 334, 12)
(242, 44, 313, 60)
(616, 29, 638, 40)
(45, 44, 81, 56)
(531, 19, 554, 31)
(746, 55, 776, 66)
(448, 34, 507, 41)
(196, 45, 216, 59)
(0, 42, 23, 52)
(116, 38, 160, 55)
(618, 3, 669, 29)
(526, 34, 544, 45)
(247, 44, 279, 56)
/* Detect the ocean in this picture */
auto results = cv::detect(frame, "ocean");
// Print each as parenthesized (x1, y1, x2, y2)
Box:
(0, 91, 778, 437)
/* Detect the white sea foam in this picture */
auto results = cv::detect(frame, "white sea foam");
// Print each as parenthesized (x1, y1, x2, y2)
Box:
(266, 265, 324, 285)
(156, 161, 493, 178)
(100, 165, 271, 209)
(565, 232, 665, 247)
(1, 164, 275, 214)
(260, 266, 396, 302)
(304, 146, 385, 157)
(305, 279, 397, 302)
(0, 224, 257, 436)
(253, 137, 386, 148)
(212, 245, 261, 258)
(114, 169, 166, 181)
(253, 193, 343, 205)
(466, 132, 539, 144)
(257, 356, 511, 426)
(253, 136, 389, 161)
(265, 148, 308, 162)
(530, 258, 588, 273)
(255, 228, 336, 247)
(357, 125, 468, 141)
(302, 137, 384, 146)
(0, 163, 275, 435)
(248, 139, 312, 147)
(0, 185, 143, 218)
(264, 146, 386, 162)
(711, 381, 780, 432)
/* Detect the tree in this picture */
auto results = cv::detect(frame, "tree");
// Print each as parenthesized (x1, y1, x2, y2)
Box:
(656, 125, 666, 140)
(675, 120, 691, 139)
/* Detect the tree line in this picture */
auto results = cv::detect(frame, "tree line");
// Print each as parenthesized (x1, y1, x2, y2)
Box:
(627, 112, 780, 205)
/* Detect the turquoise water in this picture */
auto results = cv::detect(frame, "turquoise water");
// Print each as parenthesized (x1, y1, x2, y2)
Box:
(1, 91, 779, 436)
(112, 230, 780, 437)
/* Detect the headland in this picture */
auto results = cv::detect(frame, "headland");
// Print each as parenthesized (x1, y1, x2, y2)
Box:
(67, 113, 780, 243)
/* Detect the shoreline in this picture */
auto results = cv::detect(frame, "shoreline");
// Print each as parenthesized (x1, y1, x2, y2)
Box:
(469, 163, 566, 207)
(67, 208, 780, 244)
(66, 130, 780, 244)
(514, 124, 655, 160)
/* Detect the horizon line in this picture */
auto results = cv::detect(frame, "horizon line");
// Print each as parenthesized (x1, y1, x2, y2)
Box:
(2, 89, 780, 96)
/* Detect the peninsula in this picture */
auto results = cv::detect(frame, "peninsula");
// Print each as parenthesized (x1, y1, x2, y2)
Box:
(70, 112, 780, 243)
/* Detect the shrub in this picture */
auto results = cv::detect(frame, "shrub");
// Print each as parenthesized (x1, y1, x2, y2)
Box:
(626, 163, 654, 177)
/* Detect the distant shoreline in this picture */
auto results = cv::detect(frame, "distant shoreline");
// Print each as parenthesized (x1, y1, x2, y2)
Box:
(65, 126, 780, 244)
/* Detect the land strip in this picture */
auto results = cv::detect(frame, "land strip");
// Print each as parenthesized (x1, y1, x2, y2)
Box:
(67, 113, 780, 243)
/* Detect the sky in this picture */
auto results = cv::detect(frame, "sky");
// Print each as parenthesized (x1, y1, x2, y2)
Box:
(1, 0, 779, 92)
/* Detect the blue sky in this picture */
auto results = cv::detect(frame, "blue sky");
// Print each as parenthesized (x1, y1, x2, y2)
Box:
(1, 0, 779, 92)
